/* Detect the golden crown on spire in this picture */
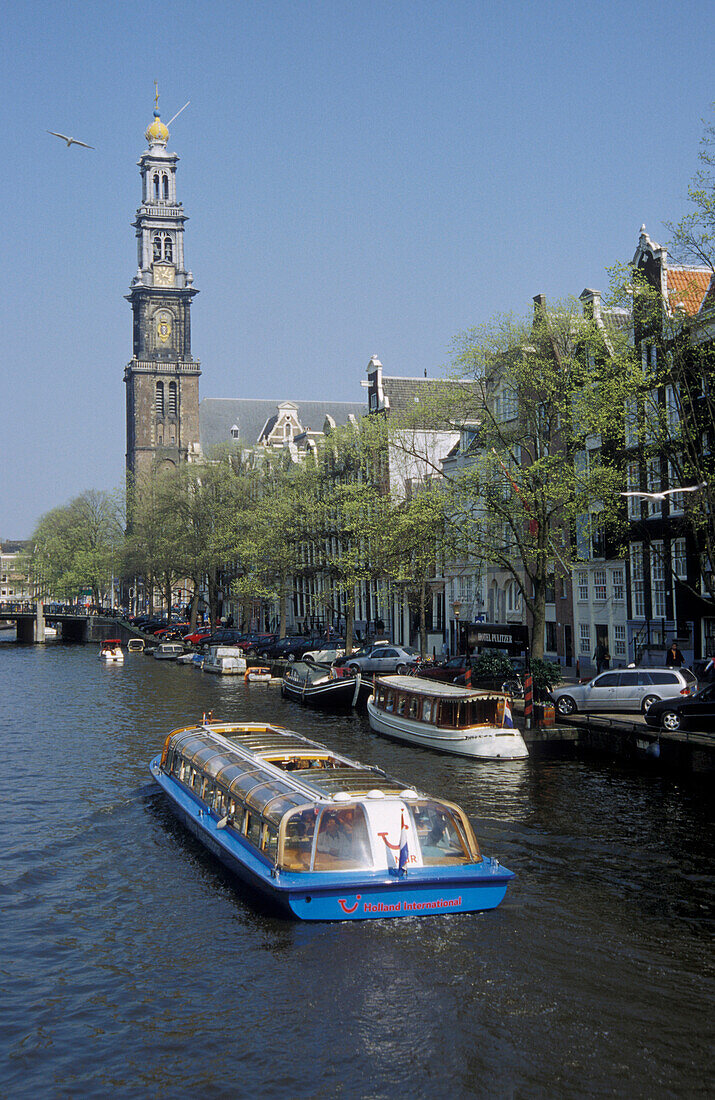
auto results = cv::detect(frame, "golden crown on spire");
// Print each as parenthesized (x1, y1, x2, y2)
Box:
(145, 82, 169, 146)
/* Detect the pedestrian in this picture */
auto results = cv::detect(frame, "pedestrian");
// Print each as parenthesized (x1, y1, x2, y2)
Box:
(665, 641, 685, 668)
(593, 643, 610, 674)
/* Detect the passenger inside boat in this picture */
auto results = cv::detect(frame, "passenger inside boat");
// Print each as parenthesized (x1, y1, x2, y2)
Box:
(413, 802, 473, 865)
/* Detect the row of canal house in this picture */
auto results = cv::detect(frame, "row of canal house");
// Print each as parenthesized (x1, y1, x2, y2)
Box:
(208, 227, 714, 670)
(434, 227, 715, 673)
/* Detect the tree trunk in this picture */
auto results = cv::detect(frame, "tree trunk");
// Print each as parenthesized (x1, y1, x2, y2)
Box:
(344, 598, 355, 654)
(188, 581, 200, 630)
(530, 577, 546, 660)
(419, 579, 428, 657)
(207, 568, 219, 629)
(279, 587, 287, 638)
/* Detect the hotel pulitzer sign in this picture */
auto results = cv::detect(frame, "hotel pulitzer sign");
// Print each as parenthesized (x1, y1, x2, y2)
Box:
(467, 623, 529, 654)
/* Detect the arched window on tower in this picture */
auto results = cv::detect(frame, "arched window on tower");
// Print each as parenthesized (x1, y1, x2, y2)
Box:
(168, 382, 177, 418)
(155, 381, 164, 418)
(163, 236, 173, 262)
(153, 234, 162, 261)
(153, 173, 160, 201)
(162, 174, 169, 200)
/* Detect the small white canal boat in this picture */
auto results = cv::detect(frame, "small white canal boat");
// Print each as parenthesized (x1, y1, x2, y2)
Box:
(203, 645, 247, 675)
(127, 637, 145, 653)
(99, 639, 124, 664)
(154, 641, 185, 661)
(367, 675, 528, 760)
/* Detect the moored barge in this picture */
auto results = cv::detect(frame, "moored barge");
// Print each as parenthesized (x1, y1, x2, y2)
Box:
(367, 675, 528, 760)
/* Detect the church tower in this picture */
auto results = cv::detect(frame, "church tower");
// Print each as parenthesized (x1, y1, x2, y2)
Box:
(125, 92, 201, 482)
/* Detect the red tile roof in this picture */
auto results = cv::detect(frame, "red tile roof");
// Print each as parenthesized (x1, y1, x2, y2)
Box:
(666, 267, 712, 315)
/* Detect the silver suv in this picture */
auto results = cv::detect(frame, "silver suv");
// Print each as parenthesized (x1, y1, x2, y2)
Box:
(551, 667, 697, 717)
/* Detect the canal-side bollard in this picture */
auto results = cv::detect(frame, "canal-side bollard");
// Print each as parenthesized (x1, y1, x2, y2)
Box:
(524, 673, 533, 729)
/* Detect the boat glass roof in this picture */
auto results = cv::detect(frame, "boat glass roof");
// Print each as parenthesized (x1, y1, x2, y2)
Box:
(167, 723, 419, 822)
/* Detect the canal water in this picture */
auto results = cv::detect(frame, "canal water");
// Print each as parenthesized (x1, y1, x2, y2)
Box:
(1, 641, 713, 1098)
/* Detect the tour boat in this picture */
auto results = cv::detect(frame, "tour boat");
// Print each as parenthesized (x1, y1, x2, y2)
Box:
(99, 639, 124, 664)
(154, 641, 185, 660)
(367, 675, 529, 760)
(281, 661, 363, 709)
(203, 645, 247, 675)
(150, 720, 514, 921)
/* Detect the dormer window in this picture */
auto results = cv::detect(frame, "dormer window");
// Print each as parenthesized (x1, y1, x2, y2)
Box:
(230, 425, 239, 439)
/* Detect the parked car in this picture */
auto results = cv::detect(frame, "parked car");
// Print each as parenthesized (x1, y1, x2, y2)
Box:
(340, 644, 420, 676)
(644, 683, 715, 731)
(202, 628, 243, 647)
(302, 641, 346, 664)
(183, 628, 212, 646)
(550, 667, 697, 717)
(418, 655, 472, 683)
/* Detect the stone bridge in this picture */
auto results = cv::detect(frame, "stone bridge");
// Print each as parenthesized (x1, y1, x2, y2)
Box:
(0, 602, 145, 644)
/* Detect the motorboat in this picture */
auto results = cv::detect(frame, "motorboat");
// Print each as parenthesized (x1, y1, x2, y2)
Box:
(99, 639, 124, 664)
(127, 637, 145, 653)
(367, 675, 528, 760)
(281, 662, 363, 709)
(150, 720, 514, 921)
(203, 645, 247, 675)
(154, 641, 185, 660)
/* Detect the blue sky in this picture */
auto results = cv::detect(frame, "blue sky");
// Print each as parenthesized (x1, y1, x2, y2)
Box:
(2, 0, 714, 537)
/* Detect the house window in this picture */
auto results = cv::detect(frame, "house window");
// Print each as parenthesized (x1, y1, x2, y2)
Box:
(630, 543, 645, 618)
(577, 571, 588, 601)
(627, 462, 641, 519)
(667, 460, 684, 513)
(611, 569, 624, 602)
(579, 623, 591, 654)
(672, 538, 687, 580)
(613, 624, 626, 657)
(625, 398, 638, 447)
(594, 571, 607, 602)
(646, 459, 661, 516)
(650, 540, 666, 618)
(665, 384, 680, 435)
(545, 622, 557, 651)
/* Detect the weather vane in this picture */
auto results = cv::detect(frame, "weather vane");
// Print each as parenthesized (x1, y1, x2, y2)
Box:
(154, 80, 160, 110)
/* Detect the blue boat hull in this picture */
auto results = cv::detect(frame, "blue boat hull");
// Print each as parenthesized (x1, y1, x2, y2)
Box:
(151, 756, 514, 921)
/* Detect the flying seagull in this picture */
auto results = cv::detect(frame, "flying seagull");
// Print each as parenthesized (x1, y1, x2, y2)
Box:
(620, 484, 707, 501)
(47, 130, 95, 149)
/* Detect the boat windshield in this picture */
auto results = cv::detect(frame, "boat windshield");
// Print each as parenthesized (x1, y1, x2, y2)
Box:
(410, 801, 475, 865)
(280, 803, 374, 872)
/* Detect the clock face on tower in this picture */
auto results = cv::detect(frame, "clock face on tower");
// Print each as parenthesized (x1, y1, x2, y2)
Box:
(153, 263, 175, 287)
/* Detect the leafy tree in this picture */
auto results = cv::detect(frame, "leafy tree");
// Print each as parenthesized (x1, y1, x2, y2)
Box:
(420, 298, 637, 658)
(29, 489, 124, 605)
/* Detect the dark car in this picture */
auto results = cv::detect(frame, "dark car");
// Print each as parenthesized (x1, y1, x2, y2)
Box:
(644, 683, 715, 732)
(202, 628, 243, 647)
(263, 636, 325, 662)
(418, 655, 472, 683)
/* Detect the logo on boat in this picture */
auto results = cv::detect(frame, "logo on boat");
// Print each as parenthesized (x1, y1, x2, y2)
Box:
(337, 895, 463, 914)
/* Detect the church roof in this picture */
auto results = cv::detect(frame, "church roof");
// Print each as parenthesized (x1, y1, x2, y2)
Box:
(199, 398, 366, 453)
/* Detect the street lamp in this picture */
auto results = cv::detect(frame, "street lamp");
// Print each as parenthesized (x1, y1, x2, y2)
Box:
(452, 600, 462, 655)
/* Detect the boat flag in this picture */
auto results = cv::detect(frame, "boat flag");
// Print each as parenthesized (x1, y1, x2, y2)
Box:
(503, 700, 514, 729)
(398, 812, 409, 871)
